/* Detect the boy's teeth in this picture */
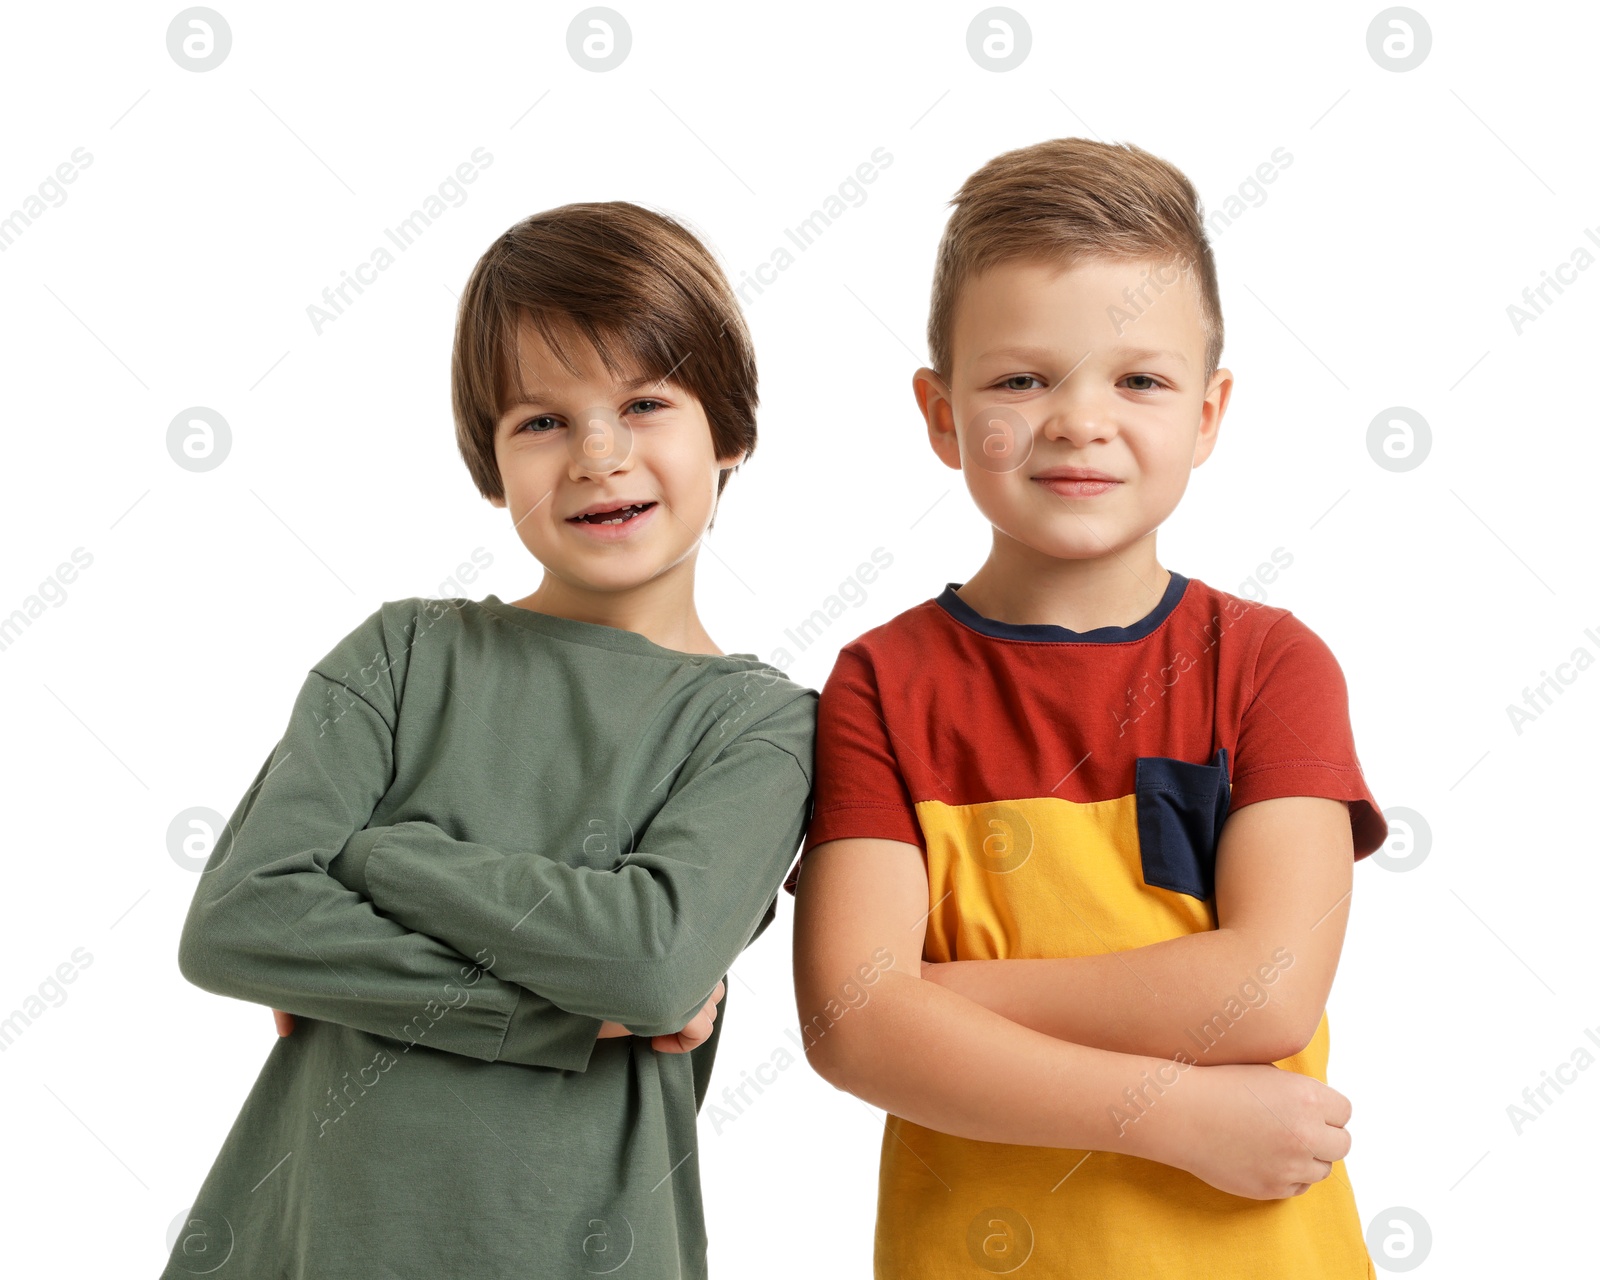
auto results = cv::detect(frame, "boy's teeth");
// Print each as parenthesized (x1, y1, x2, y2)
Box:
(581, 502, 649, 524)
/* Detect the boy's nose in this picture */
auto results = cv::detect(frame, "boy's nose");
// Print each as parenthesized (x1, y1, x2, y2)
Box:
(569, 407, 634, 475)
(1035, 381, 1119, 445)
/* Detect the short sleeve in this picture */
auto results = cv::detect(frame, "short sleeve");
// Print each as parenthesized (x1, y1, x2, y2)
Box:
(1230, 613, 1388, 859)
(782, 644, 923, 895)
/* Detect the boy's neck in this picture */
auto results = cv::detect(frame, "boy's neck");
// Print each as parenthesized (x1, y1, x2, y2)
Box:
(508, 568, 725, 657)
(956, 536, 1171, 634)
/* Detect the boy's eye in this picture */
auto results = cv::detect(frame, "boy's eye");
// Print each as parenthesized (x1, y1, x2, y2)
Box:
(512, 398, 662, 434)
(998, 375, 1045, 391)
(1122, 374, 1163, 392)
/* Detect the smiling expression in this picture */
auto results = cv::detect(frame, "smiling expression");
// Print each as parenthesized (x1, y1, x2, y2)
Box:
(917, 256, 1232, 562)
(488, 317, 747, 597)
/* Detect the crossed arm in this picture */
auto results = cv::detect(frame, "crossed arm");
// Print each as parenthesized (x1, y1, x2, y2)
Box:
(791, 794, 1358, 1198)
(321, 725, 808, 1036)
(181, 667, 808, 1069)
(917, 795, 1356, 1065)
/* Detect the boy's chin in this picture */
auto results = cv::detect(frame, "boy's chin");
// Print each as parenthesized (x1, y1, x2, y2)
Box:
(994, 521, 1142, 563)
(546, 552, 684, 596)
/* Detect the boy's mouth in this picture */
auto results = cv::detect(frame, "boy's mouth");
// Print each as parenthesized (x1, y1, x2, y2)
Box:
(1032, 467, 1121, 501)
(567, 501, 658, 526)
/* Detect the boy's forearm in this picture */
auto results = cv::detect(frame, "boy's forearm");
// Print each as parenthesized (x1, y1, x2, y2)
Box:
(922, 929, 1308, 1065)
(326, 735, 809, 1037)
(333, 814, 795, 1038)
(813, 968, 1201, 1168)
(178, 746, 607, 1073)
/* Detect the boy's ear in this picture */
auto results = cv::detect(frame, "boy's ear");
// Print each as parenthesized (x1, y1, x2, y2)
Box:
(912, 367, 962, 472)
(1192, 366, 1233, 469)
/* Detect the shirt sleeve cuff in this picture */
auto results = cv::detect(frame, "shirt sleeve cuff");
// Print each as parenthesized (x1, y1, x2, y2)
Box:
(496, 988, 604, 1071)
(1229, 765, 1389, 859)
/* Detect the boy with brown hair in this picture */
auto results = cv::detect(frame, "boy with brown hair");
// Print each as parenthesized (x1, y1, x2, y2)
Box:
(164, 202, 816, 1280)
(790, 138, 1387, 1277)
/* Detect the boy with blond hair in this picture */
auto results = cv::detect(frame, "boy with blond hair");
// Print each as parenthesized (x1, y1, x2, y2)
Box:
(790, 139, 1387, 1277)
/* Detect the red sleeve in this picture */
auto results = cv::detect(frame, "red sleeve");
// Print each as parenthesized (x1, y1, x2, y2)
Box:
(781, 644, 923, 895)
(1230, 613, 1388, 859)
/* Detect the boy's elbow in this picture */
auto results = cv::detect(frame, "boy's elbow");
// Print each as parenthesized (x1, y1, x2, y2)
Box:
(793, 950, 920, 1090)
(793, 995, 884, 1091)
(621, 955, 728, 1037)
(803, 1035, 867, 1093)
(176, 904, 240, 995)
(627, 902, 770, 1032)
(1259, 1004, 1323, 1062)
(618, 994, 698, 1039)
(176, 925, 218, 992)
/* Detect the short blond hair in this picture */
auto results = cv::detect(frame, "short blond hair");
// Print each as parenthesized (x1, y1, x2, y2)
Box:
(927, 138, 1223, 383)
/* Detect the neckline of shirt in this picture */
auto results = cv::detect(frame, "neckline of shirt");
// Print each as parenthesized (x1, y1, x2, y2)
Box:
(934, 571, 1190, 644)
(471, 595, 761, 664)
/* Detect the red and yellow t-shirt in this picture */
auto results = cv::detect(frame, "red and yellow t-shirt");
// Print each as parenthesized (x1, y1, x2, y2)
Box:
(783, 571, 1387, 1279)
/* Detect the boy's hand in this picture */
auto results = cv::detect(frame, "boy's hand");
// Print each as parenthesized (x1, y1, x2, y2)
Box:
(1159, 1063, 1352, 1200)
(273, 1009, 294, 1036)
(649, 980, 725, 1054)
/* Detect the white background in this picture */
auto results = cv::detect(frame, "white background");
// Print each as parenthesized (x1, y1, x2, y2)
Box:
(2, 1, 1596, 1275)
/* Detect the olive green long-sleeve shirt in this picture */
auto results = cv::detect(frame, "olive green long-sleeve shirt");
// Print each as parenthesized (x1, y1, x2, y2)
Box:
(164, 594, 816, 1279)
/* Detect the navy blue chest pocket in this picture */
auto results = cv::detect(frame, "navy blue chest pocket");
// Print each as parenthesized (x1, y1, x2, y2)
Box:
(1134, 747, 1231, 901)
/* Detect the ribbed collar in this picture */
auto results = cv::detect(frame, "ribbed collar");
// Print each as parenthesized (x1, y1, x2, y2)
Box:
(934, 572, 1189, 644)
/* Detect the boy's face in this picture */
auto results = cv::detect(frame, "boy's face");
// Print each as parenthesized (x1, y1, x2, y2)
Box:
(914, 255, 1231, 565)
(488, 317, 744, 596)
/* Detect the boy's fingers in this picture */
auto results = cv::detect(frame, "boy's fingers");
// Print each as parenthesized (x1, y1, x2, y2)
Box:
(272, 1009, 295, 1037)
(648, 985, 728, 1053)
(1291, 1155, 1333, 1191)
(1312, 1122, 1352, 1165)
